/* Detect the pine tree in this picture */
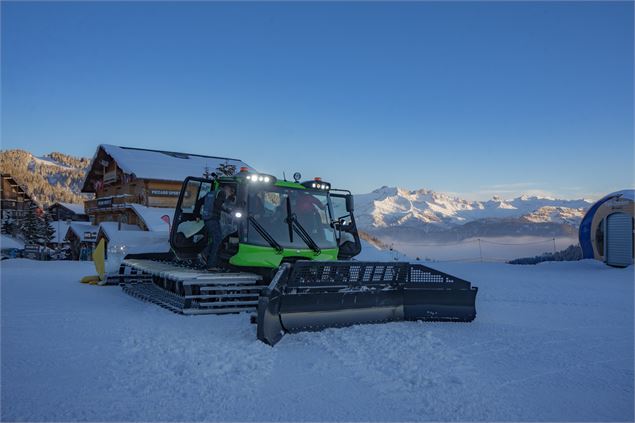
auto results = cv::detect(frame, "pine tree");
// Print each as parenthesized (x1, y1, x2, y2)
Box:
(1, 215, 14, 235)
(203, 165, 211, 179)
(216, 161, 236, 176)
(19, 205, 40, 245)
(39, 212, 56, 246)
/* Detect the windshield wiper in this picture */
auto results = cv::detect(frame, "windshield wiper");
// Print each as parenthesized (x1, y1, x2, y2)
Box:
(285, 195, 294, 244)
(248, 216, 283, 253)
(285, 197, 321, 254)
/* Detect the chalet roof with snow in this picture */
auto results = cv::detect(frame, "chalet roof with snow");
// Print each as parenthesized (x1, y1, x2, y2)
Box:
(129, 204, 173, 232)
(96, 222, 170, 254)
(81, 145, 252, 193)
(48, 202, 87, 217)
(51, 220, 72, 244)
(64, 222, 98, 243)
(96, 222, 141, 241)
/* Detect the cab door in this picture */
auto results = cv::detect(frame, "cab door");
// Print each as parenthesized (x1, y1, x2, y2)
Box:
(329, 190, 362, 260)
(170, 177, 213, 260)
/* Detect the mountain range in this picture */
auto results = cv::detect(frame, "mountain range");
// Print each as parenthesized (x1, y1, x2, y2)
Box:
(1, 149, 592, 242)
(0, 149, 91, 206)
(354, 186, 591, 242)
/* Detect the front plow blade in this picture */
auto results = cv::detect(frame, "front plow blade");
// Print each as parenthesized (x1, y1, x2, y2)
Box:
(257, 261, 477, 346)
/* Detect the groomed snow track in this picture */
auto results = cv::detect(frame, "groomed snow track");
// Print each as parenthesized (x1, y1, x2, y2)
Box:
(119, 259, 263, 315)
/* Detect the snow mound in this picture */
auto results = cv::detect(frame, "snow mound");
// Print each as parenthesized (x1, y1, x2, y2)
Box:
(0, 235, 24, 250)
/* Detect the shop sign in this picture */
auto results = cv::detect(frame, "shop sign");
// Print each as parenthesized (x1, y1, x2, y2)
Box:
(97, 198, 113, 209)
(149, 189, 181, 197)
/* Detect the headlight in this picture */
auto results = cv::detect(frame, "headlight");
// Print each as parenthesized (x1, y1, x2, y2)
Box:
(105, 243, 127, 274)
(107, 243, 127, 255)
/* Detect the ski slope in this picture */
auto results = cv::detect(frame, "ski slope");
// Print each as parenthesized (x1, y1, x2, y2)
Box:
(1, 258, 633, 421)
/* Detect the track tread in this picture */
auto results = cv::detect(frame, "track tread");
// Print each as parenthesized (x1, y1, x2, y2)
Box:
(119, 259, 264, 315)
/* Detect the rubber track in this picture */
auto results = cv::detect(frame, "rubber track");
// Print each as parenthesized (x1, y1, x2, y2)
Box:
(122, 282, 186, 314)
(122, 282, 258, 315)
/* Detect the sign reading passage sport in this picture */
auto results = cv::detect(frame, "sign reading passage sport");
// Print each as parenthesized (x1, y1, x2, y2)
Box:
(149, 189, 181, 197)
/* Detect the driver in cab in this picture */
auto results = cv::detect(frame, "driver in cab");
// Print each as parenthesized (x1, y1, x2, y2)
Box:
(201, 184, 235, 270)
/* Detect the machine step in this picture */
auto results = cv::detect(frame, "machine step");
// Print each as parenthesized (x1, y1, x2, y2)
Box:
(197, 300, 259, 308)
(185, 293, 260, 300)
(199, 285, 262, 292)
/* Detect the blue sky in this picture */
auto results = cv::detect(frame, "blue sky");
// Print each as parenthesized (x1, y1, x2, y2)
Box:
(1, 1, 633, 199)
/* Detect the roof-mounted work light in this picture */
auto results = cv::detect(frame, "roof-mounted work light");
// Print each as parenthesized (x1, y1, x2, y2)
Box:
(301, 179, 331, 191)
(244, 173, 276, 184)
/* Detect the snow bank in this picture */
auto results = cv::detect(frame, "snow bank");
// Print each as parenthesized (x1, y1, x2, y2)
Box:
(0, 234, 24, 250)
(1, 259, 632, 421)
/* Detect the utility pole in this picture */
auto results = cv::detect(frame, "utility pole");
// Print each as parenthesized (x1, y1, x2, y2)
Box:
(478, 238, 483, 263)
(553, 237, 557, 254)
(57, 208, 60, 252)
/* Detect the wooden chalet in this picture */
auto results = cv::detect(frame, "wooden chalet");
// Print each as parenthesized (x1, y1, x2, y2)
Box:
(1, 173, 38, 220)
(64, 222, 99, 261)
(80, 145, 251, 227)
(47, 202, 89, 222)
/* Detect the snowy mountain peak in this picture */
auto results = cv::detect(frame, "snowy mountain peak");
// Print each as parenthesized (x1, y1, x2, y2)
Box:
(355, 186, 592, 230)
(371, 186, 398, 197)
(521, 206, 586, 225)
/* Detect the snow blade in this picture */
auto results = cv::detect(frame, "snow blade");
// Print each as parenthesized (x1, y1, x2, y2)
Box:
(256, 261, 478, 346)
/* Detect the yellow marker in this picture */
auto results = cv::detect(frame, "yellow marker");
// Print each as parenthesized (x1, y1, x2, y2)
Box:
(80, 275, 100, 284)
(93, 238, 106, 281)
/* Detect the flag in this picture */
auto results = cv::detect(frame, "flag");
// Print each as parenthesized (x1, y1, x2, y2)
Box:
(161, 215, 171, 233)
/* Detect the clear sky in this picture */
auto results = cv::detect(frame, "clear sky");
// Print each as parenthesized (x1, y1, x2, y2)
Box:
(1, 1, 633, 199)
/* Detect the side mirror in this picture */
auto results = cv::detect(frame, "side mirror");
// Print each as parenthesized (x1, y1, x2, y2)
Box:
(345, 195, 354, 212)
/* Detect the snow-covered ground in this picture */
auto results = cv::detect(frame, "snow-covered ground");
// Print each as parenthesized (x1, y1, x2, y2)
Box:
(388, 235, 580, 262)
(1, 258, 633, 421)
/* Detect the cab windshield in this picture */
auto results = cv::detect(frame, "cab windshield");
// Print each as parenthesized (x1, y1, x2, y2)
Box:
(247, 186, 337, 250)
